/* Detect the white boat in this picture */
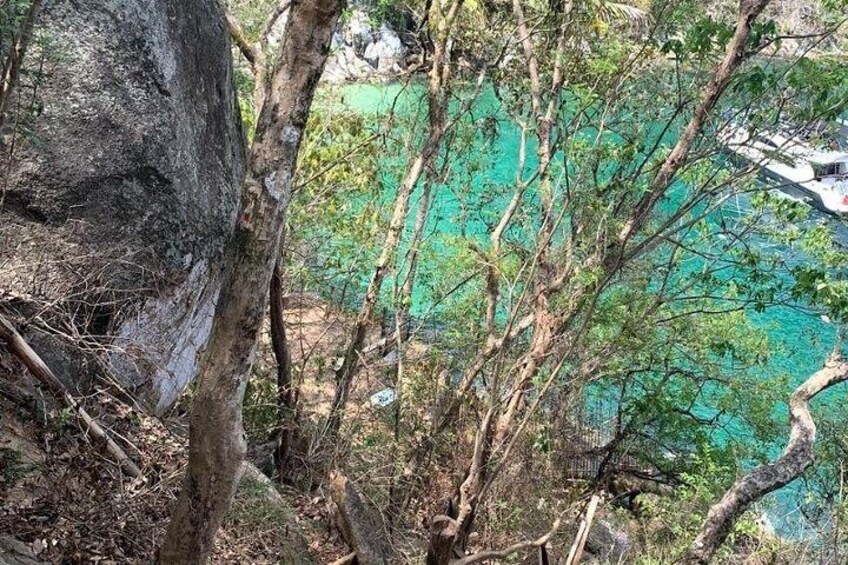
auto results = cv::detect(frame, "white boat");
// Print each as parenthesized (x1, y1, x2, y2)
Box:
(720, 124, 848, 215)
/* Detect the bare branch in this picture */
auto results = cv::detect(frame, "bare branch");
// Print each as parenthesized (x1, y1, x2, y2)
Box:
(0, 313, 142, 478)
(450, 516, 562, 565)
(682, 355, 848, 564)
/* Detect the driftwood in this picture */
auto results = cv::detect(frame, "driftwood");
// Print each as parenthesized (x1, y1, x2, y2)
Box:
(681, 355, 848, 564)
(0, 313, 142, 478)
(329, 472, 393, 564)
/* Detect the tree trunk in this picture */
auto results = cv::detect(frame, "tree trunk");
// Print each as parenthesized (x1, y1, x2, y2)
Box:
(0, 0, 42, 123)
(322, 0, 461, 448)
(681, 355, 848, 564)
(158, 0, 341, 561)
(271, 253, 296, 480)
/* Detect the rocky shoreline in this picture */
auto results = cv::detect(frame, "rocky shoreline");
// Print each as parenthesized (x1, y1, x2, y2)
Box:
(322, 9, 418, 83)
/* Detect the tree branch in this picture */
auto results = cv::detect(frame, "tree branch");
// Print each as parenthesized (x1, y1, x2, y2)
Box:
(223, 8, 260, 69)
(450, 516, 561, 565)
(0, 313, 142, 478)
(681, 354, 848, 564)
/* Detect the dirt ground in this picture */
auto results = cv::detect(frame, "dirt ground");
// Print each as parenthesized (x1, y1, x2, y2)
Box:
(0, 295, 380, 564)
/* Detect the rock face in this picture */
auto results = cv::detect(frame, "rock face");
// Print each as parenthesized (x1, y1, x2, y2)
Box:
(323, 9, 408, 82)
(0, 0, 245, 414)
(363, 24, 406, 73)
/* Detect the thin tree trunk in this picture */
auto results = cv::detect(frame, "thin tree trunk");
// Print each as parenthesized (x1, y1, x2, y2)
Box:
(270, 253, 295, 480)
(383, 176, 433, 523)
(396, 176, 433, 342)
(0, 0, 42, 124)
(322, 0, 462, 442)
(322, 148, 431, 441)
(617, 0, 772, 247)
(681, 355, 848, 564)
(158, 0, 341, 560)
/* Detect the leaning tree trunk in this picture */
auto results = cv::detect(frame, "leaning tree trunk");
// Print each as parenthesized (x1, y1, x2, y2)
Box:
(323, 0, 459, 445)
(158, 0, 341, 561)
(681, 355, 848, 564)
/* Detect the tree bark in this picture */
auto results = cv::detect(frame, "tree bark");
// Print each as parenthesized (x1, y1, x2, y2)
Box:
(271, 254, 296, 480)
(681, 355, 848, 564)
(158, 0, 341, 561)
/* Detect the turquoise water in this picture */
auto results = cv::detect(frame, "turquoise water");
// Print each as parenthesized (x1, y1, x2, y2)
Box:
(330, 81, 836, 376)
(319, 81, 843, 533)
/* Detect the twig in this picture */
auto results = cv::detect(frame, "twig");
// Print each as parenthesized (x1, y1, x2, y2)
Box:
(0, 313, 142, 478)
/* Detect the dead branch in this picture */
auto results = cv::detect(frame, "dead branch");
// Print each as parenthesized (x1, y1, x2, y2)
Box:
(450, 516, 562, 565)
(223, 7, 259, 69)
(0, 313, 142, 478)
(681, 354, 848, 564)
(564, 494, 600, 565)
(328, 552, 357, 565)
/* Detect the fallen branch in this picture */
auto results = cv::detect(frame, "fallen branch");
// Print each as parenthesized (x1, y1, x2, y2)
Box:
(681, 354, 848, 564)
(328, 552, 357, 565)
(0, 313, 142, 478)
(564, 494, 600, 565)
(450, 516, 562, 565)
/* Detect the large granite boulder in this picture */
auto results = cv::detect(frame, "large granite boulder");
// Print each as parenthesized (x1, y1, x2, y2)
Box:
(0, 0, 246, 414)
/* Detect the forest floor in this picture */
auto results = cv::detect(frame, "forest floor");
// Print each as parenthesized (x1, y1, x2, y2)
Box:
(0, 294, 379, 564)
(0, 294, 803, 564)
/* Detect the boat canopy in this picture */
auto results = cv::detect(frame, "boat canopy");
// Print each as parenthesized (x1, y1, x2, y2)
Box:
(808, 152, 848, 178)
